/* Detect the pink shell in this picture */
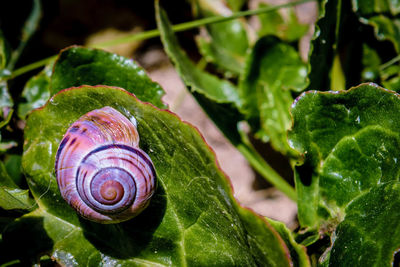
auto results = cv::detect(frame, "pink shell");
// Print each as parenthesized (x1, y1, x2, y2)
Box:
(55, 106, 156, 223)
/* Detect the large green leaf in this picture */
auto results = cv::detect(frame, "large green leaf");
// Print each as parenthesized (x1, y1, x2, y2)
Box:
(239, 36, 306, 155)
(156, 2, 242, 145)
(10, 85, 294, 265)
(50, 46, 166, 109)
(289, 83, 400, 264)
(193, 0, 249, 75)
(323, 181, 400, 266)
(353, 0, 400, 52)
(289, 83, 400, 228)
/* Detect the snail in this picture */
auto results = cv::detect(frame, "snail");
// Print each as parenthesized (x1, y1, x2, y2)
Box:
(55, 106, 156, 224)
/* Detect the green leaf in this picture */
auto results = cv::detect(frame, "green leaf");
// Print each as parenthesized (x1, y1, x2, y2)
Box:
(193, 0, 249, 75)
(50, 46, 166, 109)
(368, 16, 400, 53)
(323, 181, 400, 266)
(0, 33, 13, 128)
(306, 0, 356, 91)
(157, 4, 240, 105)
(288, 83, 400, 228)
(0, 188, 33, 211)
(0, 160, 33, 211)
(266, 218, 311, 267)
(0, 161, 18, 188)
(6, 0, 41, 71)
(16, 85, 294, 265)
(156, 2, 242, 145)
(352, 0, 400, 16)
(0, 82, 13, 121)
(258, 3, 309, 42)
(353, 1, 400, 52)
(4, 155, 23, 187)
(0, 30, 10, 73)
(18, 62, 52, 119)
(239, 36, 306, 155)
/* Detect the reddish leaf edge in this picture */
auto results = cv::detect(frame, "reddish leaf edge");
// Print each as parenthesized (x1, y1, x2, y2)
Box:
(50, 45, 168, 105)
(288, 82, 396, 162)
(27, 84, 293, 264)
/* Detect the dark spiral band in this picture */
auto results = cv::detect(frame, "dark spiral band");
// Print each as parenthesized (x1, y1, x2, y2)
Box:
(75, 144, 155, 215)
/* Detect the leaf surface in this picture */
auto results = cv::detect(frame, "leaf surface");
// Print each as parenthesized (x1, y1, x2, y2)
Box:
(193, 0, 249, 75)
(239, 36, 306, 154)
(0, 161, 33, 211)
(18, 62, 52, 119)
(12, 85, 294, 266)
(324, 181, 400, 266)
(289, 83, 400, 228)
(50, 46, 166, 108)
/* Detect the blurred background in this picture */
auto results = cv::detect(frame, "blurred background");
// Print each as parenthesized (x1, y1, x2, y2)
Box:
(0, 0, 318, 228)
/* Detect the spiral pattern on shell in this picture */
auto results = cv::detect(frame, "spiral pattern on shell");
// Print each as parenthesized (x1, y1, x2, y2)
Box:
(55, 106, 156, 223)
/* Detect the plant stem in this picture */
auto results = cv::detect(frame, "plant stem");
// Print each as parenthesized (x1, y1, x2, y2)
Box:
(11, 55, 57, 79)
(10, 0, 314, 79)
(379, 55, 400, 71)
(237, 143, 297, 202)
(236, 123, 297, 201)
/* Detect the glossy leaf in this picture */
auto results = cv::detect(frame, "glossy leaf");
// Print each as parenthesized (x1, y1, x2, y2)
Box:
(13, 85, 293, 265)
(0, 188, 33, 210)
(50, 46, 166, 109)
(0, 161, 33, 211)
(306, 0, 347, 91)
(258, 3, 309, 42)
(289, 83, 400, 228)
(18, 62, 52, 119)
(323, 181, 400, 266)
(239, 36, 306, 154)
(193, 0, 249, 75)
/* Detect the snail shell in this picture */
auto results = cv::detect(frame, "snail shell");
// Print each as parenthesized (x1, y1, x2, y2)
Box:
(55, 106, 156, 224)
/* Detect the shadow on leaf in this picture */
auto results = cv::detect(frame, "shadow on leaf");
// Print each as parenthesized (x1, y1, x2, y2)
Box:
(80, 184, 167, 259)
(1, 216, 53, 265)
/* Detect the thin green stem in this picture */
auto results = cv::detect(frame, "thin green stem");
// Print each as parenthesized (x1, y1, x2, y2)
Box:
(237, 122, 297, 201)
(237, 143, 297, 202)
(379, 55, 400, 71)
(11, 55, 57, 79)
(10, 0, 314, 79)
